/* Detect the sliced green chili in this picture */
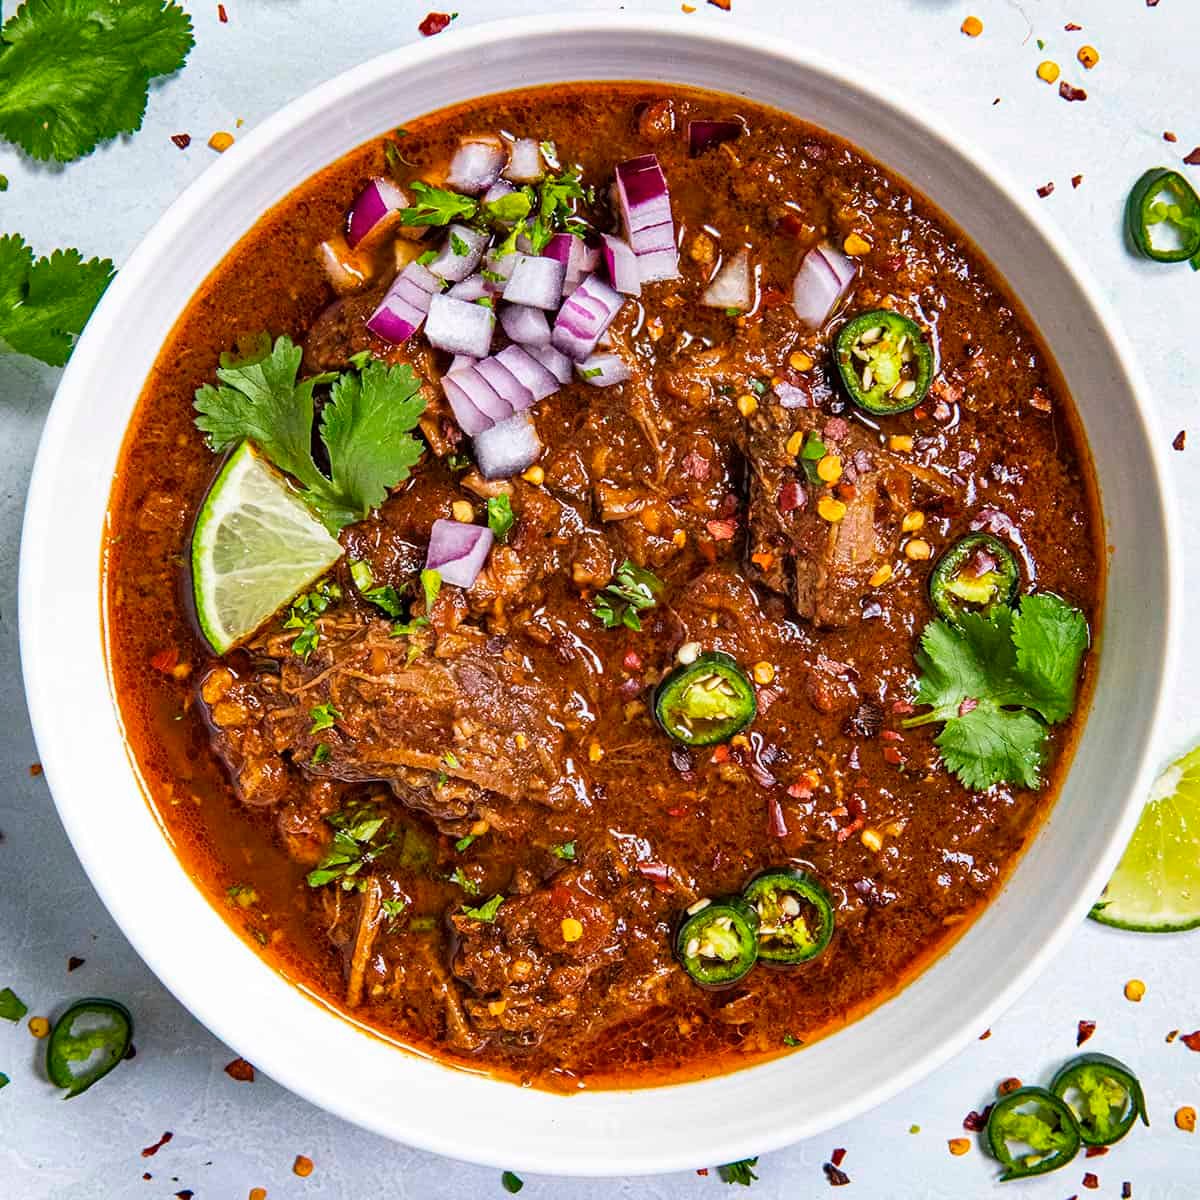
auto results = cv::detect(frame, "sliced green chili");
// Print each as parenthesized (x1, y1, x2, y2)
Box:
(1050, 1052, 1148, 1147)
(1126, 168, 1200, 268)
(985, 1085, 1081, 1181)
(928, 533, 1020, 622)
(835, 309, 934, 415)
(46, 998, 134, 1098)
(742, 868, 834, 965)
(675, 897, 759, 987)
(653, 651, 757, 746)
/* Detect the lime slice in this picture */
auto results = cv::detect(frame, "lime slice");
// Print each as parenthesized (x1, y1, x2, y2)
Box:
(1090, 744, 1200, 932)
(191, 441, 343, 654)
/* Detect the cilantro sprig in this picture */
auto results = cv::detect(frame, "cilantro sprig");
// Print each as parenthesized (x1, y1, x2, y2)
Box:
(306, 805, 394, 891)
(399, 180, 478, 227)
(0, 0, 195, 163)
(717, 1158, 759, 1186)
(904, 594, 1090, 791)
(194, 335, 426, 534)
(592, 560, 664, 631)
(0, 234, 114, 365)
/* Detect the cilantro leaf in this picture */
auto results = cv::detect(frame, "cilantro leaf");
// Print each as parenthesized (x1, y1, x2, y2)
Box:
(551, 841, 576, 860)
(448, 866, 479, 896)
(717, 1158, 759, 1186)
(309, 702, 340, 733)
(420, 567, 442, 612)
(306, 805, 394, 891)
(486, 494, 514, 542)
(194, 336, 426, 534)
(0, 234, 114, 365)
(935, 705, 1047, 792)
(0, 0, 194, 163)
(912, 608, 1016, 720)
(592, 560, 663, 631)
(460, 894, 504, 922)
(1010, 593, 1090, 723)
(399, 180, 478, 227)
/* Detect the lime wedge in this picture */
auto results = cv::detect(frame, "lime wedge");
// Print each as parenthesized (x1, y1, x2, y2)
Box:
(191, 441, 343, 654)
(1090, 744, 1200, 932)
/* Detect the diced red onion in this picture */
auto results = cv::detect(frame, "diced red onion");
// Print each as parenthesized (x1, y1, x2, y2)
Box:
(637, 248, 679, 284)
(600, 234, 642, 296)
(775, 381, 811, 408)
(447, 273, 493, 301)
(482, 179, 514, 204)
(503, 137, 543, 184)
(688, 120, 743, 157)
(551, 274, 626, 362)
(767, 795, 788, 838)
(500, 303, 551, 345)
(473, 412, 543, 480)
(427, 223, 489, 283)
(702, 248, 752, 310)
(446, 135, 507, 195)
(426, 518, 495, 588)
(402, 261, 442, 296)
(630, 220, 677, 253)
(495, 344, 559, 401)
(347, 177, 407, 248)
(365, 261, 440, 344)
(544, 233, 600, 295)
(476, 356, 535, 413)
(577, 353, 631, 387)
(503, 254, 567, 310)
(792, 240, 856, 330)
(484, 249, 517, 284)
(443, 365, 512, 435)
(527, 343, 573, 384)
(425, 294, 496, 358)
(615, 154, 673, 238)
(448, 354, 478, 374)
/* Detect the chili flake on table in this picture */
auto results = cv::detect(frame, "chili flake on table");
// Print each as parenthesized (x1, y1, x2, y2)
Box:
(418, 11, 455, 36)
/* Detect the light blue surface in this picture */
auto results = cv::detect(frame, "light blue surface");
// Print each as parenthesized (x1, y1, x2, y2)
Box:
(3, 0, 1199, 1195)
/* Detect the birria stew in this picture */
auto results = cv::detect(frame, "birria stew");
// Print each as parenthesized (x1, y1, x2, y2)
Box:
(105, 84, 1102, 1090)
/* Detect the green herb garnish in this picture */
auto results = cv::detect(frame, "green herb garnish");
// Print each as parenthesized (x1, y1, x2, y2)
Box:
(799, 432, 827, 484)
(592, 560, 663, 631)
(460, 894, 504, 923)
(450, 230, 470, 256)
(0, 988, 28, 1023)
(194, 336, 426, 534)
(718, 1158, 759, 1186)
(311, 743, 331, 765)
(381, 897, 407, 931)
(455, 834, 477, 852)
(552, 841, 576, 860)
(421, 567, 442, 611)
(449, 866, 479, 896)
(903, 594, 1090, 790)
(399, 180, 478, 227)
(487, 494, 515, 542)
(284, 579, 341, 659)
(484, 191, 532, 224)
(306, 805, 394, 891)
(309, 703, 341, 734)
(501, 1172, 524, 1194)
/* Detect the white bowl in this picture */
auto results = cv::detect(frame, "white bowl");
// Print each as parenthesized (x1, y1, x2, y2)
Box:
(20, 13, 1177, 1176)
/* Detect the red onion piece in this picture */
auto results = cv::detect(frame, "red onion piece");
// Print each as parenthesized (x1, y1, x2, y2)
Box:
(446, 135, 507, 195)
(503, 253, 567, 310)
(600, 234, 642, 296)
(636, 247, 680, 284)
(527, 342, 573, 384)
(792, 240, 856, 330)
(484, 248, 517, 285)
(688, 119, 743, 157)
(448, 354, 478, 374)
(426, 518, 495, 588)
(615, 154, 673, 238)
(447, 273, 494, 301)
(577, 353, 631, 387)
(347, 177, 407, 248)
(427, 223, 489, 283)
(702, 248, 752, 310)
(775, 381, 811, 408)
(425, 294, 496, 358)
(365, 261, 440, 343)
(473, 412, 543, 480)
(767, 795, 788, 838)
(543, 233, 600, 295)
(499, 303, 552, 346)
(443, 365, 511, 435)
(631, 220, 677, 253)
(482, 179, 513, 204)
(503, 137, 543, 184)
(496, 343, 559, 401)
(551, 274, 625, 362)
(476, 356, 535, 413)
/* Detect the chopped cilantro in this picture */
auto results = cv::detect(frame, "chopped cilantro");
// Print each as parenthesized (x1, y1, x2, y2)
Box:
(782, 1033, 802, 1047)
(448, 866, 479, 896)
(538, 140, 559, 168)
(502, 1172, 524, 1194)
(443, 751, 460, 769)
(528, 168, 587, 252)
(350, 560, 374, 591)
(724, 306, 742, 317)
(306, 805, 394, 891)
(389, 617, 431, 638)
(479, 269, 506, 284)
(486, 494, 514, 542)
(455, 834, 476, 852)
(0, 0, 194, 163)
(592, 560, 664, 631)
(347, 349, 374, 370)
(417, 249, 438, 265)
(552, 841, 576, 860)
(194, 336, 426, 534)
(309, 703, 341, 734)
(284, 579, 341, 659)
(449, 230, 470, 256)
(0, 176, 8, 191)
(0, 988, 28, 1023)
(903, 594, 1089, 790)
(420, 567, 442, 611)
(311, 743, 331, 766)
(580, 366, 603, 379)
(484, 190, 533, 224)
(747, 377, 768, 395)
(460, 894, 504, 922)
(475, 296, 494, 309)
(0, 234, 114, 365)
(0, 1072, 8, 1089)
(381, 897, 407, 931)
(718, 1159, 759, 1186)
(399, 180, 478, 227)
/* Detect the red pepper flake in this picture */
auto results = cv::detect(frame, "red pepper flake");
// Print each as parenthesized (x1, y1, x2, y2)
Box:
(143, 1175, 152, 1182)
(1180, 1030, 1200, 1051)
(666, 806, 687, 817)
(787, 780, 812, 799)
(1082, 1172, 1100, 1190)
(29, 762, 43, 777)
(823, 1163, 850, 1187)
(681, 450, 710, 480)
(768, 795, 788, 838)
(1165, 131, 1179, 143)
(882, 745, 905, 766)
(758, 285, 790, 311)
(777, 481, 805, 514)
(1072, 174, 1084, 189)
(1174, 431, 1186, 451)
(418, 11, 454, 36)
(963, 1106, 993, 1131)
(1085, 1145, 1109, 1158)
(706, 518, 737, 541)
(1065, 22, 1082, 30)
(711, 744, 731, 764)
(170, 133, 191, 150)
(998, 1077, 1022, 1096)
(622, 650, 643, 672)
(175, 1192, 194, 1200)
(891, 700, 914, 716)
(881, 253, 905, 273)
(224, 1056, 255, 1082)
(1059, 82, 1088, 102)
(1122, 1183, 1133, 1199)
(150, 647, 179, 673)
(956, 697, 978, 717)
(696, 1168, 709, 1177)
(830, 1148, 846, 1168)
(1037, 182, 1055, 198)
(979, 1028, 991, 1039)
(1185, 148, 1200, 167)
(141, 1131, 173, 1158)
(707, 0, 731, 9)
(217, 2, 227, 21)
(67, 956, 85, 972)
(835, 816, 864, 843)
(637, 862, 671, 887)
(1077, 1019, 1097, 1046)
(778, 212, 806, 239)
(879, 729, 903, 742)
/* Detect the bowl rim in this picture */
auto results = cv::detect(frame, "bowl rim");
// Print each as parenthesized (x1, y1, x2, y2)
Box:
(19, 11, 1179, 1175)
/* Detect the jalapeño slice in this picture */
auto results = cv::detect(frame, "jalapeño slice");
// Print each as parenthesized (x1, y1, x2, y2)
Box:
(985, 1085, 1082, 1181)
(654, 651, 757, 746)
(675, 897, 759, 987)
(835, 310, 934, 415)
(742, 868, 834, 965)
(46, 998, 134, 1098)
(1126, 168, 1200, 266)
(928, 533, 1020, 622)
(1050, 1052, 1149, 1147)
